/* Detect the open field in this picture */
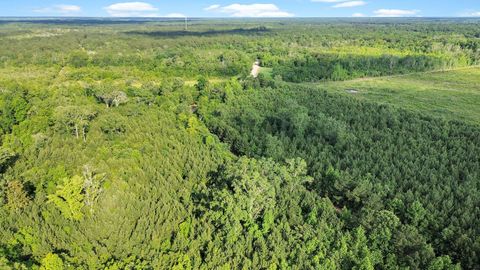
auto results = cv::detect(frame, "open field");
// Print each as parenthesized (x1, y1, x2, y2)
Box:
(308, 67, 480, 125)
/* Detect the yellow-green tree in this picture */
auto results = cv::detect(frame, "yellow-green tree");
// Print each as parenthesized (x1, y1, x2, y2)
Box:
(39, 253, 64, 270)
(48, 175, 84, 221)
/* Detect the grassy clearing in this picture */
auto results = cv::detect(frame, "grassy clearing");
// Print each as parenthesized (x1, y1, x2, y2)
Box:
(307, 67, 480, 125)
(259, 67, 273, 77)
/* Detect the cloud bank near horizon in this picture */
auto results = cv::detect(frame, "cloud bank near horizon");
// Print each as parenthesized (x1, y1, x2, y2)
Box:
(25, 1, 480, 18)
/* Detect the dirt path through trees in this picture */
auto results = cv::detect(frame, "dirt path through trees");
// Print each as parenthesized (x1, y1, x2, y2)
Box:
(251, 60, 260, 78)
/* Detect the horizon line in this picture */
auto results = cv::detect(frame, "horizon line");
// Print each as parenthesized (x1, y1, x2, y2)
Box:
(0, 16, 479, 19)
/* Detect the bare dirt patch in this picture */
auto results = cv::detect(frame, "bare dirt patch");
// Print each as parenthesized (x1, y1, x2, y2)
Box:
(251, 60, 260, 78)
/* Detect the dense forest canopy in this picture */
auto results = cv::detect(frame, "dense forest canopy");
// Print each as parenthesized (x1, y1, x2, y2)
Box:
(0, 18, 479, 269)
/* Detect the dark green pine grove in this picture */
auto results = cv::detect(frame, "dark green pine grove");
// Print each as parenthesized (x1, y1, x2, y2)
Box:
(0, 18, 479, 269)
(200, 81, 480, 269)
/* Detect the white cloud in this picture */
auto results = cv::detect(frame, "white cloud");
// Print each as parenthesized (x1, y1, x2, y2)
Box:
(374, 9, 419, 17)
(333, 1, 366, 8)
(56, 5, 81, 12)
(352, 13, 365, 17)
(165, 13, 186, 18)
(34, 4, 81, 14)
(205, 3, 293, 17)
(105, 2, 159, 17)
(205, 4, 221, 11)
(312, 0, 368, 9)
(311, 0, 346, 2)
(458, 10, 480, 17)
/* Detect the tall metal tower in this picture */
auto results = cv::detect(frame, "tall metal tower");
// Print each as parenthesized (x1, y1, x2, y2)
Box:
(184, 17, 188, 31)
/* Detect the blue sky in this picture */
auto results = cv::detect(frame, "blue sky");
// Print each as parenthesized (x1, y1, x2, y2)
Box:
(1, 0, 479, 17)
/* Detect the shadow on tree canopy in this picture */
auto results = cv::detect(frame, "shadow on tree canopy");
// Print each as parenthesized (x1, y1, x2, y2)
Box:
(125, 27, 271, 38)
(0, 148, 18, 174)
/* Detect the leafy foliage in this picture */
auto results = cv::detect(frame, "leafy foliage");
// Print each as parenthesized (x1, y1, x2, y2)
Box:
(0, 18, 478, 269)
(47, 175, 85, 221)
(202, 82, 479, 268)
